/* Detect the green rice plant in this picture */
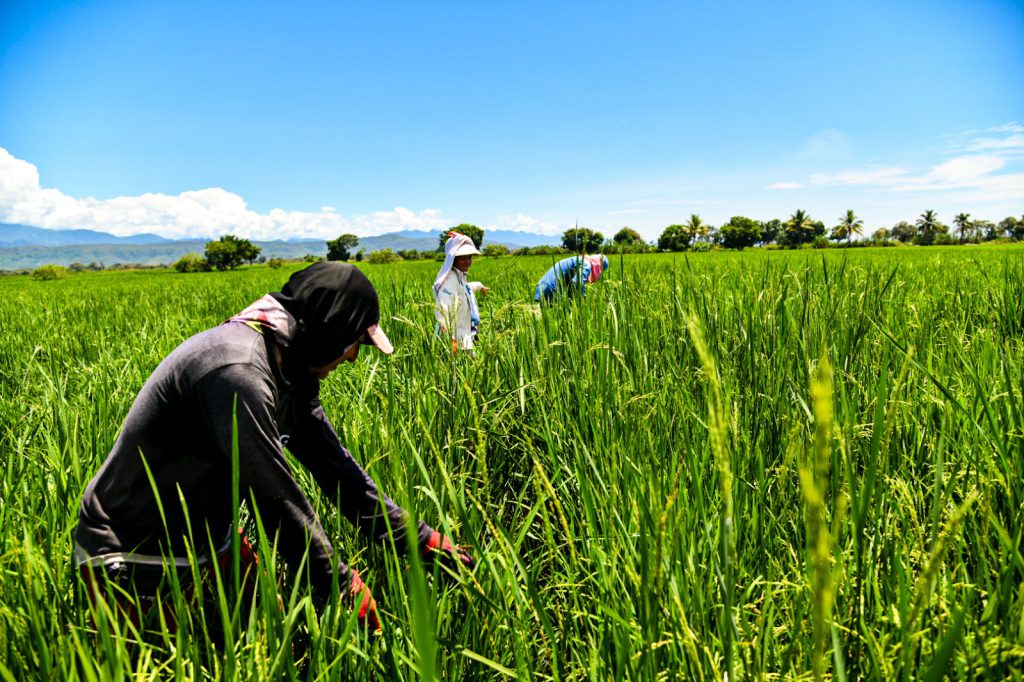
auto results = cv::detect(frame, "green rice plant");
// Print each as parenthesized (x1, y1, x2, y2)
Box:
(798, 356, 846, 682)
(1, 245, 1023, 678)
(686, 315, 736, 681)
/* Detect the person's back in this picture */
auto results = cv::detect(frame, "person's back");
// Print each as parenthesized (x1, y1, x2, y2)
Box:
(534, 255, 608, 302)
(534, 257, 580, 302)
(77, 321, 284, 561)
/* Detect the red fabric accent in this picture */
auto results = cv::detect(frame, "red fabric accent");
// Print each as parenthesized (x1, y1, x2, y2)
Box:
(423, 530, 477, 571)
(79, 563, 150, 630)
(217, 528, 259, 574)
(79, 529, 260, 632)
(347, 569, 380, 631)
(424, 530, 456, 555)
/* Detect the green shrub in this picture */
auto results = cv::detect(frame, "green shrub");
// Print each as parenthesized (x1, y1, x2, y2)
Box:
(609, 243, 654, 254)
(533, 245, 571, 256)
(483, 244, 510, 257)
(266, 258, 285, 269)
(397, 249, 434, 260)
(367, 248, 402, 265)
(31, 264, 67, 280)
(173, 253, 210, 273)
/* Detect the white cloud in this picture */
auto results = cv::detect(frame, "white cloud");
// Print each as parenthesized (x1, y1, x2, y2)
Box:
(946, 123, 1024, 155)
(926, 155, 1005, 183)
(798, 129, 854, 161)
(769, 125, 1024, 218)
(989, 123, 1024, 134)
(492, 213, 563, 235)
(967, 134, 1024, 152)
(807, 153, 1023, 200)
(768, 181, 804, 190)
(810, 167, 909, 186)
(0, 147, 449, 240)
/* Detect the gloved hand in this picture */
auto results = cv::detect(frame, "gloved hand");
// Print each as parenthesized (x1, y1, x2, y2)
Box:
(347, 569, 381, 632)
(421, 530, 477, 573)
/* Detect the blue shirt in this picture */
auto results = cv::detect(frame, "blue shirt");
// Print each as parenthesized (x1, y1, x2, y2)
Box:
(534, 255, 608, 301)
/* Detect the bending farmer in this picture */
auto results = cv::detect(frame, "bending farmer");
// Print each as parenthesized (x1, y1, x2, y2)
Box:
(75, 263, 474, 633)
(534, 254, 609, 302)
(434, 231, 489, 351)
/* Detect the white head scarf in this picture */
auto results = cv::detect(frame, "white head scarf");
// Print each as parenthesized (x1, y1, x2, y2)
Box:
(433, 232, 480, 294)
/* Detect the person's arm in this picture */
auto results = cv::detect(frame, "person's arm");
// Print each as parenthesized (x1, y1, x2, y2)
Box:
(193, 365, 341, 596)
(559, 259, 582, 297)
(287, 401, 477, 573)
(579, 261, 592, 297)
(284, 401, 429, 552)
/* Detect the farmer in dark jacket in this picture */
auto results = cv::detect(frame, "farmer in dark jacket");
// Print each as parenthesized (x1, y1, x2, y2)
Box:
(75, 262, 473, 632)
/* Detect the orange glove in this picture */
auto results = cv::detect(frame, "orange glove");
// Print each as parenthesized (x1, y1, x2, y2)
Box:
(421, 530, 477, 573)
(347, 569, 380, 632)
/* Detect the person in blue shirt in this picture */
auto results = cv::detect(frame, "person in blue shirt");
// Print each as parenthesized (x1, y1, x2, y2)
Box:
(534, 254, 610, 302)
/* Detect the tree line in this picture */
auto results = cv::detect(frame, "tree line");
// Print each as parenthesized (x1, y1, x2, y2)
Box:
(641, 210, 1024, 252)
(167, 210, 1024, 275)
(414, 211, 1024, 258)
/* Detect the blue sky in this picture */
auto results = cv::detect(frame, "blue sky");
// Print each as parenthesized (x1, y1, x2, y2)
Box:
(1, 0, 1022, 241)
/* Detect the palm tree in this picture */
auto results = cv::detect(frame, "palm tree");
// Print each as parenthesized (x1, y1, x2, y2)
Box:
(833, 209, 864, 245)
(953, 212, 972, 244)
(916, 209, 941, 244)
(684, 214, 709, 243)
(784, 209, 815, 247)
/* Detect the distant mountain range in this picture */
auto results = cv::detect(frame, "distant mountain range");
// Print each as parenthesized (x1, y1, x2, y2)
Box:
(0, 223, 173, 247)
(0, 224, 559, 271)
(390, 229, 559, 249)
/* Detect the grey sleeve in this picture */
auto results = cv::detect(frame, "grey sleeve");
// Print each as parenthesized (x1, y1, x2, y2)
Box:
(193, 365, 346, 595)
(286, 402, 432, 554)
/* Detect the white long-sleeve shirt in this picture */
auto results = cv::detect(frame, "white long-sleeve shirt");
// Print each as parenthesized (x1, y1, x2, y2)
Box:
(434, 268, 484, 350)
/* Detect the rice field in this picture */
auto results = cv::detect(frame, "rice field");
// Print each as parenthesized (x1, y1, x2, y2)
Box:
(1, 245, 1022, 680)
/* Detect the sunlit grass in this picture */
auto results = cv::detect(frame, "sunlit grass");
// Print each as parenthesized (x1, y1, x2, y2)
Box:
(1, 245, 1022, 679)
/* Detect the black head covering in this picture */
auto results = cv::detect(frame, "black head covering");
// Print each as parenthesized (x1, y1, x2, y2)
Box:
(270, 262, 380, 367)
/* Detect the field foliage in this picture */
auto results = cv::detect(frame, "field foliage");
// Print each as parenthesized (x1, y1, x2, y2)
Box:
(1, 246, 1022, 679)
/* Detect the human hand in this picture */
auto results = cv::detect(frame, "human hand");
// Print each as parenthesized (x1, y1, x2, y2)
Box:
(422, 530, 477, 573)
(347, 569, 381, 632)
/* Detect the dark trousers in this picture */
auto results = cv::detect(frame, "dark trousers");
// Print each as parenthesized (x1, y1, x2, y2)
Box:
(79, 530, 259, 638)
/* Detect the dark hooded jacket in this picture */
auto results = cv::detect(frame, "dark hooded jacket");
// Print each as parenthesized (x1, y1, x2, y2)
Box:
(271, 261, 381, 368)
(76, 263, 422, 595)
